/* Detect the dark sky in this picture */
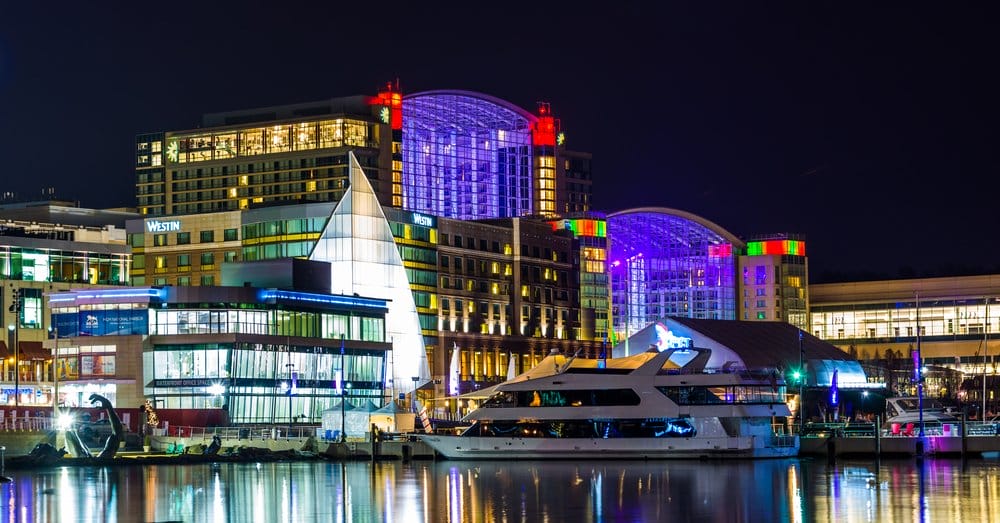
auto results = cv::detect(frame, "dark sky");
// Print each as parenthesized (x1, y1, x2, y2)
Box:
(0, 3, 992, 282)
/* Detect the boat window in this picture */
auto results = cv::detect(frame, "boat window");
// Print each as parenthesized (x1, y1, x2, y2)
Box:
(658, 385, 784, 405)
(515, 389, 640, 407)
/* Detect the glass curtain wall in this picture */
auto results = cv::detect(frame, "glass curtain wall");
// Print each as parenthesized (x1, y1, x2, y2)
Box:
(148, 342, 386, 424)
(608, 210, 739, 342)
(0, 246, 129, 284)
(402, 92, 534, 219)
(309, 153, 431, 393)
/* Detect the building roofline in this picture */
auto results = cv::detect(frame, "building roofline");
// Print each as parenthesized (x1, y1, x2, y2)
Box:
(608, 207, 745, 246)
(405, 90, 539, 123)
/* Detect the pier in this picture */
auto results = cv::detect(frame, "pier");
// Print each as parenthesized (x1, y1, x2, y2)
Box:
(797, 420, 1000, 458)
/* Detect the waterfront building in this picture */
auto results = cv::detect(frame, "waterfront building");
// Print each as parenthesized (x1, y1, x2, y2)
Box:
(137, 86, 592, 222)
(309, 154, 431, 395)
(48, 278, 390, 425)
(810, 275, 1000, 405)
(550, 213, 611, 342)
(436, 213, 605, 403)
(606, 208, 742, 351)
(135, 95, 391, 217)
(128, 210, 242, 287)
(739, 233, 809, 329)
(0, 200, 134, 411)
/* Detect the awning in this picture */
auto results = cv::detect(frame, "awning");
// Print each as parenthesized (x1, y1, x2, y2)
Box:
(0, 340, 51, 360)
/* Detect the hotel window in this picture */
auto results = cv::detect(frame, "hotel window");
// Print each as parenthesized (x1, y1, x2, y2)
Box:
(201, 275, 215, 286)
(177, 276, 191, 286)
(178, 254, 191, 267)
(155, 256, 167, 269)
(154, 234, 167, 247)
(224, 228, 238, 241)
(200, 230, 215, 243)
(201, 253, 215, 266)
(176, 232, 191, 245)
(225, 251, 237, 263)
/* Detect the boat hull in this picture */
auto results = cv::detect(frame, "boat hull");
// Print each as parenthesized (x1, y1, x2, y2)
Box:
(420, 434, 798, 460)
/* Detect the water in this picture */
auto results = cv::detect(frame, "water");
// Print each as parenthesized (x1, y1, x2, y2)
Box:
(2, 457, 999, 522)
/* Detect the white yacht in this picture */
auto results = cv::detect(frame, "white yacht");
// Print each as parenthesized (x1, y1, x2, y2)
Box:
(421, 347, 799, 459)
(883, 397, 960, 427)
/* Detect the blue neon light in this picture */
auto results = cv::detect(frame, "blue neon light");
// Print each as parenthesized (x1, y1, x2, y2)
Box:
(50, 288, 165, 304)
(258, 289, 387, 310)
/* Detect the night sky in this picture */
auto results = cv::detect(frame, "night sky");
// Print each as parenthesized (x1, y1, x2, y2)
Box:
(0, 4, 991, 282)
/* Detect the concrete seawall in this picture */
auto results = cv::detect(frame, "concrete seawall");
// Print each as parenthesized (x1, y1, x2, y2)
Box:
(150, 435, 437, 460)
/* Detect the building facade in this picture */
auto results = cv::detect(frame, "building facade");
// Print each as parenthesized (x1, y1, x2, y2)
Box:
(810, 275, 1000, 404)
(49, 285, 390, 425)
(136, 96, 392, 217)
(550, 213, 610, 342)
(138, 87, 593, 222)
(606, 208, 743, 349)
(0, 201, 134, 411)
(738, 234, 809, 329)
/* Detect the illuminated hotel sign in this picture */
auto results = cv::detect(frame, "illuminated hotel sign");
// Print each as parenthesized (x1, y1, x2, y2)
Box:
(411, 213, 435, 227)
(146, 219, 181, 233)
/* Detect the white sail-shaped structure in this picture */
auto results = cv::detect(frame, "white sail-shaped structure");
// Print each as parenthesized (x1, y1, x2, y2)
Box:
(309, 152, 430, 393)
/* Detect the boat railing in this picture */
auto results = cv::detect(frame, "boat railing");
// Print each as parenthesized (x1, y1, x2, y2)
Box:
(659, 367, 779, 381)
(798, 420, 1000, 438)
(770, 434, 798, 448)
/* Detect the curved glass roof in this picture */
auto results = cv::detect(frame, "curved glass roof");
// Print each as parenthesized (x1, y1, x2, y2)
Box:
(607, 208, 743, 337)
(401, 91, 535, 220)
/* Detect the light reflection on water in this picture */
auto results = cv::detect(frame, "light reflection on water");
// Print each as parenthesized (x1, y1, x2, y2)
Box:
(1, 458, 999, 522)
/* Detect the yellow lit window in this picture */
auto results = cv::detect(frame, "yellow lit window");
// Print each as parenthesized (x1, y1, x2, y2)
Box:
(468, 302, 475, 313)
(228, 188, 238, 198)
(491, 283, 499, 294)
(491, 262, 499, 274)
(521, 285, 529, 297)
(306, 181, 317, 192)
(239, 175, 248, 186)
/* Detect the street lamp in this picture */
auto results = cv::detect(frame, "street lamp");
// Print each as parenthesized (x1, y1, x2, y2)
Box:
(50, 326, 60, 420)
(798, 330, 804, 434)
(411, 376, 420, 413)
(6, 323, 17, 413)
(285, 363, 295, 439)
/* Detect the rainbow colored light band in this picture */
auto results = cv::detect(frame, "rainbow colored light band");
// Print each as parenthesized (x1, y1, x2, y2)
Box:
(746, 240, 806, 256)
(550, 219, 607, 238)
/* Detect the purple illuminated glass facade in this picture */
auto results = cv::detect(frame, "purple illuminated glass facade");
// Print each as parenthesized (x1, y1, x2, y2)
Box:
(402, 91, 535, 219)
(607, 208, 742, 339)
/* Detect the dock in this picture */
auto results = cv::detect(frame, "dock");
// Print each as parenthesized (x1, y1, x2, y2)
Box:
(797, 420, 1000, 458)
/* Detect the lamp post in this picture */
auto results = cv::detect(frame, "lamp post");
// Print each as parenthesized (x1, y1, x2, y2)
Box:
(798, 330, 804, 434)
(285, 363, 295, 439)
(7, 324, 17, 413)
(51, 326, 60, 420)
(411, 376, 420, 413)
(8, 287, 20, 414)
(339, 335, 346, 441)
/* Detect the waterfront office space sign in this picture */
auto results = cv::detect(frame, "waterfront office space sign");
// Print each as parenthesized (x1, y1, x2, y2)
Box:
(146, 219, 182, 232)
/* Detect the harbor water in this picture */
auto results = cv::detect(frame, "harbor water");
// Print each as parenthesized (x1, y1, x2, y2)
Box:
(2, 457, 999, 522)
